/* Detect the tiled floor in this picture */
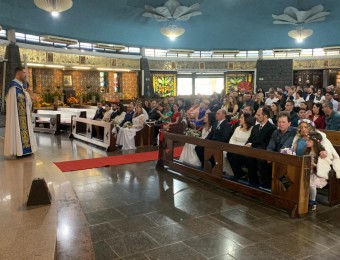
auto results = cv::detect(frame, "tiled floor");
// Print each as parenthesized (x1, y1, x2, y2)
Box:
(2, 128, 340, 259)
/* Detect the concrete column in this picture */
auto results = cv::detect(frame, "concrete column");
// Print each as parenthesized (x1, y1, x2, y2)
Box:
(140, 58, 153, 98)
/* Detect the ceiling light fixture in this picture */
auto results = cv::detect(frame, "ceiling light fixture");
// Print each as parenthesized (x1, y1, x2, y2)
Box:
(160, 24, 185, 41)
(34, 0, 73, 16)
(288, 27, 313, 43)
(143, 0, 202, 41)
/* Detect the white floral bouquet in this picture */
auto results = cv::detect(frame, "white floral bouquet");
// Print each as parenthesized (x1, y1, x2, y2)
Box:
(123, 122, 133, 128)
(184, 128, 202, 138)
(280, 147, 296, 155)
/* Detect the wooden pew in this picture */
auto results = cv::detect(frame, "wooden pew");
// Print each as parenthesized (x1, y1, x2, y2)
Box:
(69, 116, 116, 152)
(135, 124, 155, 147)
(32, 113, 61, 135)
(157, 132, 311, 218)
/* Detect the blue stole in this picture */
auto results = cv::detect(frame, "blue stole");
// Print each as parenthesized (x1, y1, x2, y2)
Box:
(9, 81, 32, 155)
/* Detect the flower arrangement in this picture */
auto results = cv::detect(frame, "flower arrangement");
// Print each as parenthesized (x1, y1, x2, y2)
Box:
(32, 95, 43, 108)
(184, 128, 202, 138)
(123, 122, 133, 128)
(41, 102, 51, 107)
(56, 100, 64, 107)
(280, 147, 296, 155)
(67, 97, 79, 104)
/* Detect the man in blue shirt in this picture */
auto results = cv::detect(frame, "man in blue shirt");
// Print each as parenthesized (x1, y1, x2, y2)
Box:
(120, 104, 135, 127)
(323, 101, 340, 131)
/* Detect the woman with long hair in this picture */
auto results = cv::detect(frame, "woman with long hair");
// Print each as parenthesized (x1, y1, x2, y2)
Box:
(179, 112, 215, 166)
(227, 113, 255, 178)
(313, 88, 325, 104)
(308, 103, 326, 129)
(226, 95, 239, 117)
(302, 131, 327, 210)
(116, 103, 147, 150)
(195, 99, 211, 126)
(270, 102, 282, 125)
(253, 92, 264, 112)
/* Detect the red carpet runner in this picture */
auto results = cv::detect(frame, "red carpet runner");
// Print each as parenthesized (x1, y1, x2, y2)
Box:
(54, 147, 183, 172)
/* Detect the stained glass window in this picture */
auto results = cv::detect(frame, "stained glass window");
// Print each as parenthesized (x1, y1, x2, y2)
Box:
(152, 73, 177, 97)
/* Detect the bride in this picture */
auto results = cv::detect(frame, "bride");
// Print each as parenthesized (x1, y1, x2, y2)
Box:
(179, 112, 215, 166)
(115, 103, 148, 150)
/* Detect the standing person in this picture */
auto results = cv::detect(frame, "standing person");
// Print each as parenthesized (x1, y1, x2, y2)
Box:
(244, 107, 276, 187)
(301, 132, 328, 211)
(4, 67, 37, 157)
(322, 101, 340, 131)
(195, 110, 232, 166)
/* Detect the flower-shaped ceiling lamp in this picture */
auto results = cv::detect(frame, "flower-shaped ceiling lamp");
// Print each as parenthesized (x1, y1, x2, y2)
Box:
(143, 0, 202, 40)
(288, 27, 313, 43)
(34, 0, 73, 17)
(272, 4, 330, 25)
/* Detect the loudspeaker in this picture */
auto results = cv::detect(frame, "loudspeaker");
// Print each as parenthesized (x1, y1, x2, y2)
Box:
(27, 178, 52, 207)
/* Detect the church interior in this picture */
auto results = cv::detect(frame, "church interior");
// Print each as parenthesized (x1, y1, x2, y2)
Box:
(1, 0, 340, 259)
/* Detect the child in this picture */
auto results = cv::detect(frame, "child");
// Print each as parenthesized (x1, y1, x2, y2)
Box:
(303, 131, 328, 211)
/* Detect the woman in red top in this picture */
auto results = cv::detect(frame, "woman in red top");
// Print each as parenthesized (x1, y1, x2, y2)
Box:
(169, 104, 181, 127)
(308, 103, 326, 129)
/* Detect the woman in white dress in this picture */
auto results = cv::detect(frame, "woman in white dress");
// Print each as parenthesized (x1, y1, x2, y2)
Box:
(179, 112, 215, 166)
(113, 104, 126, 125)
(226, 113, 254, 178)
(116, 104, 146, 150)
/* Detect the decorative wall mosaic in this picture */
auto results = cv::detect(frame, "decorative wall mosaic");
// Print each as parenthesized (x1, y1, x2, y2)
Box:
(152, 73, 177, 97)
(293, 59, 340, 70)
(0, 45, 6, 60)
(19, 48, 140, 69)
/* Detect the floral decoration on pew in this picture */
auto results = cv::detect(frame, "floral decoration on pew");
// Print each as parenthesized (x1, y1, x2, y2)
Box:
(123, 122, 133, 129)
(280, 147, 296, 155)
(67, 97, 79, 104)
(41, 102, 51, 107)
(184, 128, 202, 138)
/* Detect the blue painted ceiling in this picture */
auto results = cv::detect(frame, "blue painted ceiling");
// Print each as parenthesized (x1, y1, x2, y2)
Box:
(0, 0, 339, 50)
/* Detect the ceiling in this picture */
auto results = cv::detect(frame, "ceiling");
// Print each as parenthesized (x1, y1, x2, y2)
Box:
(0, 0, 339, 51)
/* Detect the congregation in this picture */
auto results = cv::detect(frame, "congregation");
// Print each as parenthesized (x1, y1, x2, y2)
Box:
(90, 83, 340, 211)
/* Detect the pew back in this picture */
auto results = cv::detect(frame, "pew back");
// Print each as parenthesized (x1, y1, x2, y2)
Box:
(157, 132, 311, 218)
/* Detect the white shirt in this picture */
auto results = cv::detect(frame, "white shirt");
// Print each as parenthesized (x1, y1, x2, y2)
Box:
(265, 97, 278, 106)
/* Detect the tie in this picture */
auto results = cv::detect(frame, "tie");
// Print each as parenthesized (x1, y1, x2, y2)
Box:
(259, 125, 263, 131)
(217, 122, 221, 129)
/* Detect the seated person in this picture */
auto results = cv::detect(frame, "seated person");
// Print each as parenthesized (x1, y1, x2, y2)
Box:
(93, 102, 105, 120)
(101, 104, 113, 122)
(147, 100, 161, 121)
(157, 105, 172, 124)
(227, 113, 254, 178)
(112, 104, 126, 125)
(284, 100, 299, 127)
(110, 104, 119, 121)
(169, 104, 181, 128)
(297, 107, 307, 120)
(116, 103, 146, 150)
(244, 107, 276, 187)
(195, 109, 232, 167)
(187, 99, 200, 122)
(120, 103, 135, 127)
(323, 101, 340, 131)
(195, 100, 211, 127)
(180, 112, 215, 166)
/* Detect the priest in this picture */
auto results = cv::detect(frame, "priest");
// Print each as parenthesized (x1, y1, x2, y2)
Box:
(4, 67, 37, 157)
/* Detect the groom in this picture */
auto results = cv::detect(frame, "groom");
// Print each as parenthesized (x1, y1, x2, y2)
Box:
(195, 109, 232, 167)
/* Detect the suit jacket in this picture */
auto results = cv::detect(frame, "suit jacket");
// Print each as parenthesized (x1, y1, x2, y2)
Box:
(206, 120, 232, 143)
(110, 110, 118, 121)
(305, 93, 315, 102)
(246, 121, 276, 149)
(93, 108, 105, 120)
(148, 108, 161, 121)
(120, 111, 134, 126)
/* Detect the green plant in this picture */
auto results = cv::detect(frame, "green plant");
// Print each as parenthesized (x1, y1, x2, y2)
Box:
(42, 92, 54, 103)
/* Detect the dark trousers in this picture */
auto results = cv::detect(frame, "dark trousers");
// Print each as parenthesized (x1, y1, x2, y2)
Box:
(246, 157, 270, 187)
(260, 162, 273, 189)
(227, 153, 246, 178)
(195, 146, 215, 168)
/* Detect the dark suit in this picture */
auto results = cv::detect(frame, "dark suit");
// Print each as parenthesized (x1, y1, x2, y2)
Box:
(195, 120, 232, 167)
(110, 110, 118, 121)
(93, 108, 105, 120)
(305, 93, 315, 102)
(120, 111, 134, 127)
(245, 121, 276, 186)
(148, 108, 161, 121)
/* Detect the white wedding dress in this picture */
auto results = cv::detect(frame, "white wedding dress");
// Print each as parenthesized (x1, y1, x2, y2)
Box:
(179, 127, 211, 166)
(116, 113, 147, 150)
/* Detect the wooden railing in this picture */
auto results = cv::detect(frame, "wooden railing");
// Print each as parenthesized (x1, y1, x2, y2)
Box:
(32, 113, 61, 135)
(69, 116, 116, 152)
(157, 132, 312, 218)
